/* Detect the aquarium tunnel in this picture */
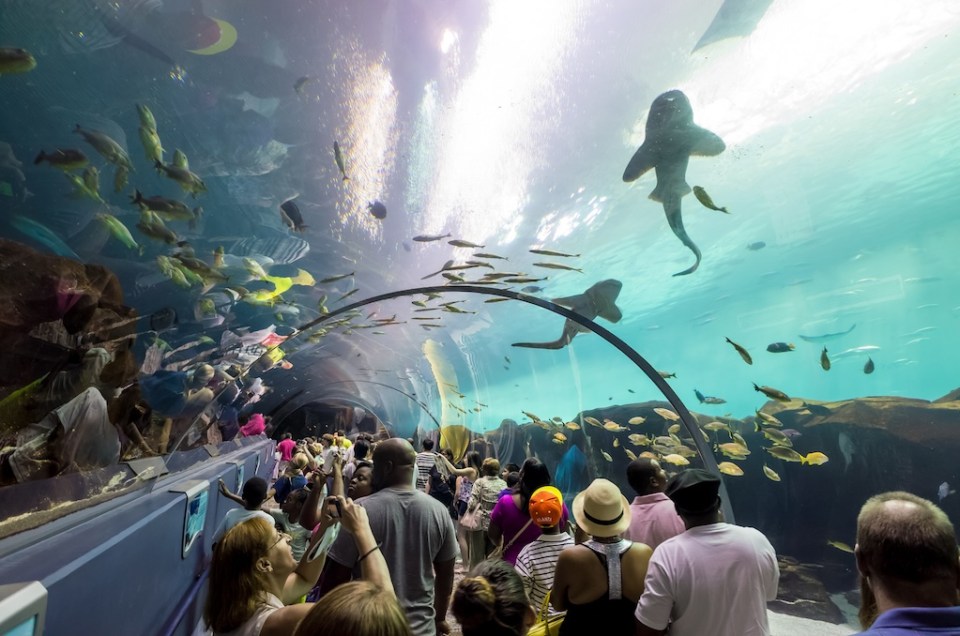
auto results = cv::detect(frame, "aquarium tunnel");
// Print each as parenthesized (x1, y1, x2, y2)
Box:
(0, 0, 958, 634)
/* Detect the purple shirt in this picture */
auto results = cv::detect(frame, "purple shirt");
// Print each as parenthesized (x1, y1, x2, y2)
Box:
(624, 493, 685, 550)
(853, 606, 960, 634)
(489, 493, 569, 565)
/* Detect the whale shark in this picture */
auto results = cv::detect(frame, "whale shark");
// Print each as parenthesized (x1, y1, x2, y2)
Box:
(623, 90, 726, 276)
(512, 279, 623, 349)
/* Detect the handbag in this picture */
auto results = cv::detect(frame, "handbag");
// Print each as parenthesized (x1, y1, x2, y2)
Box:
(528, 591, 565, 636)
(487, 518, 533, 560)
(460, 506, 481, 531)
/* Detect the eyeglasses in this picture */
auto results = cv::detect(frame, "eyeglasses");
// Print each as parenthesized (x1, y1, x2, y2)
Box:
(267, 532, 292, 551)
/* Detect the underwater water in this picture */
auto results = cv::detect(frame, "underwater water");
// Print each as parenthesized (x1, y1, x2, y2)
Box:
(1, 0, 959, 629)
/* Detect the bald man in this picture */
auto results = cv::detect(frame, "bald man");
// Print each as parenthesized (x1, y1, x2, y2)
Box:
(853, 491, 960, 634)
(317, 438, 458, 636)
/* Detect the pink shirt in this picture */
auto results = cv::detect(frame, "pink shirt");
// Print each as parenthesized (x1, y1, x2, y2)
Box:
(240, 413, 265, 437)
(277, 438, 296, 461)
(625, 492, 686, 550)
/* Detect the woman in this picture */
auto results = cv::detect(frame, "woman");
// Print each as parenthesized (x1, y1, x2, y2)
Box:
(465, 458, 507, 569)
(438, 450, 482, 566)
(489, 458, 569, 565)
(269, 453, 308, 505)
(204, 495, 393, 636)
(551, 479, 653, 636)
(293, 580, 411, 636)
(452, 558, 536, 636)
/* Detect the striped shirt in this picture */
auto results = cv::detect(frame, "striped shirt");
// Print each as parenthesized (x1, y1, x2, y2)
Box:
(514, 532, 574, 616)
(415, 452, 436, 490)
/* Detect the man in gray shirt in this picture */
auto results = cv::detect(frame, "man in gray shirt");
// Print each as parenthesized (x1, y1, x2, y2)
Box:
(318, 438, 457, 636)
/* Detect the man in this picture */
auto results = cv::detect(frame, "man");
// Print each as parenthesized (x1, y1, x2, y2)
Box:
(318, 438, 457, 636)
(515, 486, 573, 617)
(852, 491, 960, 634)
(415, 438, 437, 491)
(624, 458, 685, 549)
(276, 432, 296, 474)
(635, 469, 779, 636)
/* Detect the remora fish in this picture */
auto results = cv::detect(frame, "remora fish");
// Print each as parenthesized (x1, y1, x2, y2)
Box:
(725, 337, 753, 365)
(412, 233, 451, 242)
(512, 279, 622, 349)
(333, 141, 349, 180)
(623, 90, 726, 276)
(280, 197, 307, 232)
(798, 324, 856, 343)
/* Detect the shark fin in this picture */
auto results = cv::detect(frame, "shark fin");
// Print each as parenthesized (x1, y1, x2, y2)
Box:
(597, 303, 623, 323)
(622, 141, 657, 182)
(689, 126, 726, 156)
(550, 293, 586, 309)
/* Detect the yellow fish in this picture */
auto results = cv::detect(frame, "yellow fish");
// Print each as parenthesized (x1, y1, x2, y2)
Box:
(654, 408, 680, 421)
(95, 212, 138, 250)
(717, 462, 744, 476)
(600, 450, 613, 462)
(662, 454, 690, 466)
(827, 540, 854, 554)
(692, 185, 729, 213)
(628, 416, 646, 425)
(564, 422, 581, 430)
(802, 451, 829, 466)
(624, 449, 637, 460)
(667, 423, 681, 435)
(762, 465, 781, 482)
(584, 416, 603, 428)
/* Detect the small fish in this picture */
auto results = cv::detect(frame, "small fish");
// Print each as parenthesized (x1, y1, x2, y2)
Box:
(584, 416, 603, 428)
(658, 371, 677, 379)
(662, 454, 689, 466)
(448, 239, 485, 249)
(702, 421, 728, 433)
(628, 389, 635, 394)
(412, 233, 451, 242)
(864, 357, 875, 374)
(139, 125, 164, 164)
(600, 450, 613, 462)
(74, 124, 133, 169)
(95, 212, 139, 251)
(280, 198, 308, 232)
(755, 410, 783, 427)
(827, 540, 854, 554)
(654, 407, 680, 421)
(763, 465, 781, 482)
(529, 248, 581, 258)
(761, 428, 792, 447)
(694, 389, 726, 405)
(766, 342, 795, 353)
(485, 297, 510, 303)
(520, 286, 544, 294)
(725, 337, 753, 365)
(335, 288, 359, 304)
(717, 462, 744, 476)
(798, 324, 856, 343)
(627, 416, 646, 425)
(114, 165, 129, 193)
(565, 422, 581, 430)
(503, 277, 547, 284)
(820, 347, 831, 371)
(172, 149, 189, 170)
(34, 148, 88, 170)
(504, 356, 511, 364)
(333, 141, 349, 180)
(754, 383, 791, 403)
(938, 481, 955, 503)
(625, 449, 637, 460)
(294, 75, 315, 96)
(533, 262, 583, 273)
(319, 272, 354, 284)
(718, 443, 750, 458)
(766, 446, 804, 463)
(136, 103, 158, 133)
(474, 252, 508, 260)
(155, 160, 205, 197)
(746, 241, 766, 251)
(692, 186, 729, 213)
(0, 47, 37, 74)
(368, 200, 387, 220)
(803, 452, 829, 466)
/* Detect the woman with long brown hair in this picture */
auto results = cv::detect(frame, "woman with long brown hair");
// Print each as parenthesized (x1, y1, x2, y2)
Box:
(204, 495, 395, 636)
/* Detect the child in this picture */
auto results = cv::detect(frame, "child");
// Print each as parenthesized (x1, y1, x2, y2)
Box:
(514, 486, 573, 616)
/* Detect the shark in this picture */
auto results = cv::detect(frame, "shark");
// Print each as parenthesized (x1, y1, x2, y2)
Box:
(512, 279, 623, 349)
(692, 0, 775, 52)
(623, 90, 726, 276)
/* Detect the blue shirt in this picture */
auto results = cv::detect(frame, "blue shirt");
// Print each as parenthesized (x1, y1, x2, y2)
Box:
(854, 607, 960, 634)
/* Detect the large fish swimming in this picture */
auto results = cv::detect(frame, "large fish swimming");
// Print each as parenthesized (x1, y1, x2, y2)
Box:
(512, 279, 623, 349)
(623, 90, 726, 276)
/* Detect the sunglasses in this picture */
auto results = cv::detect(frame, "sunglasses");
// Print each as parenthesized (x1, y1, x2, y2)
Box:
(268, 532, 292, 552)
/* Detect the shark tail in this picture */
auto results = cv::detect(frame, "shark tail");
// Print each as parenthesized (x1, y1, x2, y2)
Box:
(663, 195, 701, 276)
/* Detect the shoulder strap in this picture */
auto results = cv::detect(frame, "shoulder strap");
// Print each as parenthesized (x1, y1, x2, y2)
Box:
(504, 518, 534, 552)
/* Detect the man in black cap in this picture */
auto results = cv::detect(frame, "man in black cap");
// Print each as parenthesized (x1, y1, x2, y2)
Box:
(635, 469, 779, 636)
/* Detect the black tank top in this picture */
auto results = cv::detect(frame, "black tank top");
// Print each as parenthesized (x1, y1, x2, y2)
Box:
(558, 539, 636, 636)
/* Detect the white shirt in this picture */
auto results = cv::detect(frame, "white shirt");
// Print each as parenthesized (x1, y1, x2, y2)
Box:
(635, 523, 779, 636)
(514, 532, 574, 616)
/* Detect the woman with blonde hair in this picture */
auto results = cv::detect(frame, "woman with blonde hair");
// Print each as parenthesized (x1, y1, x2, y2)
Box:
(452, 558, 536, 636)
(293, 580, 411, 636)
(204, 495, 393, 636)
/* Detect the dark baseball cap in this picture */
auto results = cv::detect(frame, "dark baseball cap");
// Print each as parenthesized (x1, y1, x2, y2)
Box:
(665, 469, 721, 515)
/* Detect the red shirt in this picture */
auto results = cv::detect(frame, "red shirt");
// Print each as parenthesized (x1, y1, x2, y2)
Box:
(277, 438, 296, 461)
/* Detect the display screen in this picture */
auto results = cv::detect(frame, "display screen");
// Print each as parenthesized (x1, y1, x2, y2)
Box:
(4, 616, 36, 636)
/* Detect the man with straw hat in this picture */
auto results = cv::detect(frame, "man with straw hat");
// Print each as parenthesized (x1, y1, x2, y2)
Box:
(635, 469, 779, 636)
(551, 479, 653, 636)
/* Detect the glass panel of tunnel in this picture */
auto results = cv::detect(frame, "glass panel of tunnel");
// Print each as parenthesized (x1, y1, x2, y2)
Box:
(0, 0, 958, 633)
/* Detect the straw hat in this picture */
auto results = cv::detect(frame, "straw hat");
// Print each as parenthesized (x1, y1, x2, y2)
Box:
(572, 478, 631, 537)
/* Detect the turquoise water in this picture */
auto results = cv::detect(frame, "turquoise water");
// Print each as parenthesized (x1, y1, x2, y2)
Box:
(1, 0, 959, 625)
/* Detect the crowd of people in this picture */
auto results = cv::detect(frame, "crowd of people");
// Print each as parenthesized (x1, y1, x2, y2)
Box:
(206, 433, 960, 636)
